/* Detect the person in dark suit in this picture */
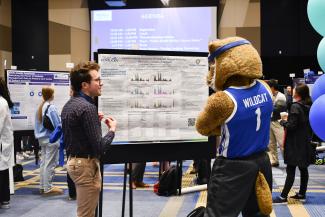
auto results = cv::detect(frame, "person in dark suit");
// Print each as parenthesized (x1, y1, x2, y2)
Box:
(285, 85, 293, 111)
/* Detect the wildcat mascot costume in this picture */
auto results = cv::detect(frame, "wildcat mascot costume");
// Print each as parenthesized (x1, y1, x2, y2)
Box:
(196, 37, 273, 217)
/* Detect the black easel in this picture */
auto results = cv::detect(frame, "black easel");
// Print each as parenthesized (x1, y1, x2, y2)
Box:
(97, 163, 104, 217)
(97, 159, 186, 217)
(120, 163, 133, 217)
(176, 160, 183, 195)
(96, 135, 216, 217)
(120, 161, 183, 217)
(98, 163, 134, 217)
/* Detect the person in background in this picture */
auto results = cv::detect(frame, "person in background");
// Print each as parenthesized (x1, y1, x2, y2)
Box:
(131, 163, 149, 189)
(62, 61, 117, 217)
(0, 77, 14, 209)
(34, 86, 63, 196)
(285, 85, 293, 111)
(267, 79, 287, 167)
(273, 84, 313, 203)
(63, 89, 76, 200)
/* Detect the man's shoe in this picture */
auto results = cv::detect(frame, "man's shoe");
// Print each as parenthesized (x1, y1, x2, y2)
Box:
(273, 196, 287, 204)
(43, 187, 64, 196)
(22, 152, 31, 159)
(68, 196, 77, 201)
(1, 201, 10, 209)
(190, 168, 198, 174)
(290, 193, 306, 202)
(271, 163, 279, 167)
(197, 178, 208, 185)
(152, 162, 159, 167)
(131, 182, 137, 189)
(134, 181, 149, 188)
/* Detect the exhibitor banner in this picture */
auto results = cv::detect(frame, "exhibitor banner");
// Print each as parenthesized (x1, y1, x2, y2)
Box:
(6, 70, 70, 131)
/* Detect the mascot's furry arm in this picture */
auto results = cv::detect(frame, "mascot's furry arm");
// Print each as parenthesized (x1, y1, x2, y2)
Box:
(195, 91, 234, 136)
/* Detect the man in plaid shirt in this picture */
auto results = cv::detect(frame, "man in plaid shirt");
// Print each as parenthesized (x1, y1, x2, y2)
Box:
(62, 61, 117, 217)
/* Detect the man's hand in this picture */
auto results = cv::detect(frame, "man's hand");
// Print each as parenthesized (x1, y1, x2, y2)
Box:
(98, 112, 104, 121)
(105, 116, 117, 132)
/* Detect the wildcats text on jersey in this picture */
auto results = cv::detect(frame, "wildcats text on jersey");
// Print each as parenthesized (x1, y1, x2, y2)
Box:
(242, 93, 269, 108)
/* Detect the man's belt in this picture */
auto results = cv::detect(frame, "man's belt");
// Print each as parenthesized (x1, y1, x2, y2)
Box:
(69, 154, 95, 159)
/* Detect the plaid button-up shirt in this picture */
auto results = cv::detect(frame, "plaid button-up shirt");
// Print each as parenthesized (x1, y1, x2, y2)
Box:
(61, 95, 115, 158)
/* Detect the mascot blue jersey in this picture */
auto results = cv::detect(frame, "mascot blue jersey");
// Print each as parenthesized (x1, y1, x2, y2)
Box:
(218, 80, 273, 158)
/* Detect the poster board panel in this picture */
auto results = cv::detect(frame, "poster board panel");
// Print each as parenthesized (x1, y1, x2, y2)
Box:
(96, 49, 216, 163)
(97, 49, 209, 144)
(6, 70, 70, 131)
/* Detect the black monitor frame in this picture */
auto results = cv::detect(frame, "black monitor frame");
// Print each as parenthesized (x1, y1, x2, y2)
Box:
(95, 49, 216, 163)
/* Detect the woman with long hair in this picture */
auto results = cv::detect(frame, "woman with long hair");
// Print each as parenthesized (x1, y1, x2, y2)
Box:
(273, 84, 313, 203)
(34, 86, 63, 196)
(0, 77, 14, 209)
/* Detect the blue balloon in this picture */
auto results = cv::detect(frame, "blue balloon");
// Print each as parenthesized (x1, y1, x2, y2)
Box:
(310, 94, 325, 141)
(318, 37, 325, 72)
(312, 74, 325, 102)
(308, 0, 325, 36)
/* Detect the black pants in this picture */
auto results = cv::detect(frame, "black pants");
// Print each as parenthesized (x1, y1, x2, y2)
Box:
(281, 165, 309, 198)
(196, 159, 211, 184)
(66, 151, 76, 198)
(204, 152, 272, 217)
(67, 172, 76, 198)
(0, 169, 10, 203)
(132, 163, 146, 182)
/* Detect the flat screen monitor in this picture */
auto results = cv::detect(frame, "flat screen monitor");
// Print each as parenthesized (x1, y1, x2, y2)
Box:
(91, 7, 217, 59)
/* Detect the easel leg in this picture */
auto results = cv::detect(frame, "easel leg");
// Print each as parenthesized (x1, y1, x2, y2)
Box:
(97, 163, 104, 217)
(122, 163, 128, 217)
(177, 160, 183, 195)
(129, 163, 133, 217)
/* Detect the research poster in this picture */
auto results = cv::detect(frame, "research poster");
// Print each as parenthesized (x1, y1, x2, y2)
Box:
(6, 70, 70, 131)
(98, 52, 209, 143)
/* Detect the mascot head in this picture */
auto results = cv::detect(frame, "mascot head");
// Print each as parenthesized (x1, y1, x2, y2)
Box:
(206, 37, 263, 91)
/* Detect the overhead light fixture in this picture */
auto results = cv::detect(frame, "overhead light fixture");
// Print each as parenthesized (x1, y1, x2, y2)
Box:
(105, 0, 126, 7)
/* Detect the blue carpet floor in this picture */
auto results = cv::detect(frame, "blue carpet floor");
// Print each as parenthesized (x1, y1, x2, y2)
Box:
(2, 155, 325, 217)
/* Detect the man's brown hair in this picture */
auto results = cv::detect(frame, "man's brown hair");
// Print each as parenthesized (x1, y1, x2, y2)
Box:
(70, 61, 100, 95)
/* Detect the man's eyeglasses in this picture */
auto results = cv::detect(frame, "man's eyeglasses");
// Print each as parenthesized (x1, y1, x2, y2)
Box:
(92, 78, 102, 83)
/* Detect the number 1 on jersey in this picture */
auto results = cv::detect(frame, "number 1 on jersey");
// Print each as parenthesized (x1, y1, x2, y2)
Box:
(255, 107, 261, 131)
